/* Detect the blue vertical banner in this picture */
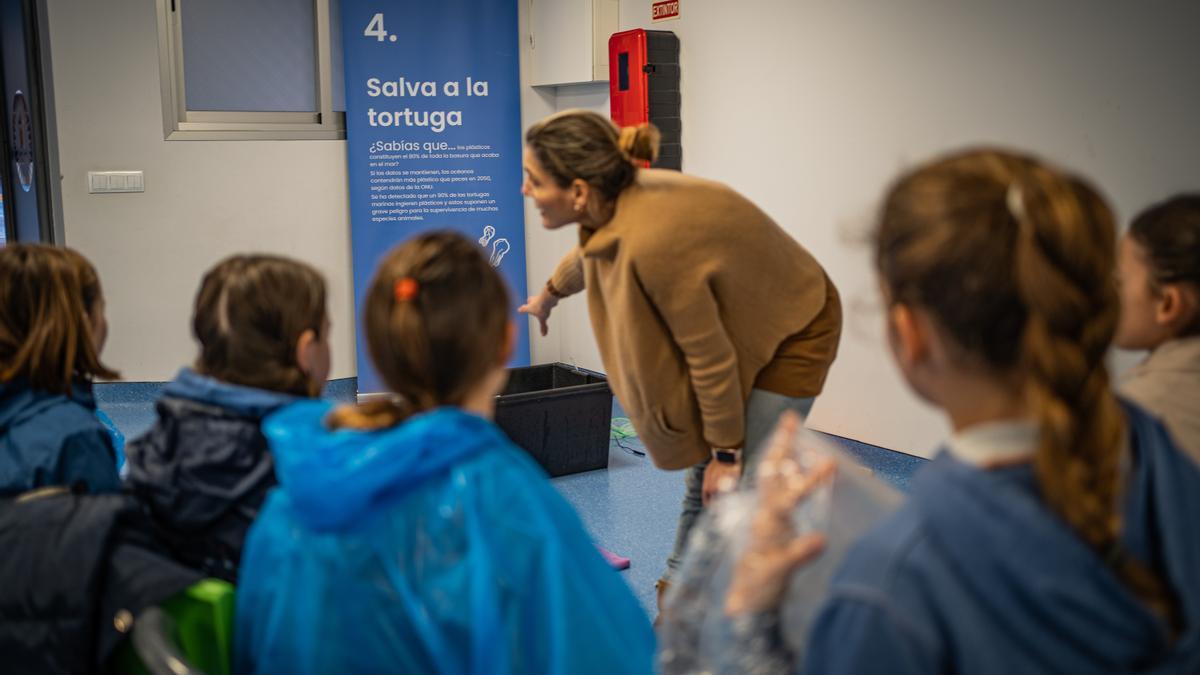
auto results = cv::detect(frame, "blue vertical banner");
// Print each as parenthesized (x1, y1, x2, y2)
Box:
(341, 0, 529, 394)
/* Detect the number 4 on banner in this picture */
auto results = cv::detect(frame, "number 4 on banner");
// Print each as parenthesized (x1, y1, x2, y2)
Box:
(364, 13, 387, 41)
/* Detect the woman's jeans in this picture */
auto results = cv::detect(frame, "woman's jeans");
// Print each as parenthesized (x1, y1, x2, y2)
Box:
(660, 389, 816, 585)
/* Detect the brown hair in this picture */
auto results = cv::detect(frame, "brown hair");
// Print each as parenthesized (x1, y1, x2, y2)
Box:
(0, 244, 118, 393)
(192, 254, 327, 397)
(328, 231, 510, 430)
(875, 148, 1178, 628)
(1129, 194, 1200, 336)
(59, 247, 104, 316)
(524, 110, 660, 203)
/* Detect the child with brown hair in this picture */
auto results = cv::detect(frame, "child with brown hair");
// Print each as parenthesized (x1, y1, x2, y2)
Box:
(1115, 194, 1200, 462)
(125, 254, 330, 581)
(0, 249, 202, 671)
(0, 244, 120, 494)
(235, 232, 654, 675)
(797, 150, 1200, 672)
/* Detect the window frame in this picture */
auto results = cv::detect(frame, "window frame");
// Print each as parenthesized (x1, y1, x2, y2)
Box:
(155, 0, 345, 141)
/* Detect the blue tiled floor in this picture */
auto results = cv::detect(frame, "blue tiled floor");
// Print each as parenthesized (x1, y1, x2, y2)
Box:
(95, 378, 925, 617)
(821, 432, 927, 492)
(552, 414, 925, 615)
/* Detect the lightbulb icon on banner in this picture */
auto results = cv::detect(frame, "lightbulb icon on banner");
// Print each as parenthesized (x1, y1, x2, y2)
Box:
(478, 225, 509, 268)
(490, 239, 510, 267)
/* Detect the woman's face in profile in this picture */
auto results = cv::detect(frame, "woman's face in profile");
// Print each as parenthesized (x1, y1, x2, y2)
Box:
(521, 148, 578, 230)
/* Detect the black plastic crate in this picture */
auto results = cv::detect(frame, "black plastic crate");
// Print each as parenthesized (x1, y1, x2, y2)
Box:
(494, 363, 613, 477)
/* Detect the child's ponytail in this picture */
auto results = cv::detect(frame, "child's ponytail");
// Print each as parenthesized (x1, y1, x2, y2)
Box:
(328, 232, 511, 431)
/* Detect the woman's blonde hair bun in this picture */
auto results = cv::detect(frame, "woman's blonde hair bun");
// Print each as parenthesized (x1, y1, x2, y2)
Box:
(618, 123, 661, 164)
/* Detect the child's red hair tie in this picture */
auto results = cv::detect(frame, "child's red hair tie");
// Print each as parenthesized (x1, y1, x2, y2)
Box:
(394, 278, 419, 302)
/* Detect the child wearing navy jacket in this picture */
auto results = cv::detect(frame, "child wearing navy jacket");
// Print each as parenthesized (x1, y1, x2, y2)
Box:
(125, 254, 330, 582)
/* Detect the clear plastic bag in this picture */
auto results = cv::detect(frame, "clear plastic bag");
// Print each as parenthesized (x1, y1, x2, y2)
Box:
(659, 419, 902, 675)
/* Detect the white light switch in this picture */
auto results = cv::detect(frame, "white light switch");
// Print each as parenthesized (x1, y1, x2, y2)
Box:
(89, 171, 144, 194)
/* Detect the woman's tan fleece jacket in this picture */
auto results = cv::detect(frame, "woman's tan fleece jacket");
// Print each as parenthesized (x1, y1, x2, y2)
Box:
(546, 169, 841, 470)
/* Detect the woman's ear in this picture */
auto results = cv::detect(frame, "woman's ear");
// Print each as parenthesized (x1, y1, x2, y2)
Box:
(570, 178, 590, 212)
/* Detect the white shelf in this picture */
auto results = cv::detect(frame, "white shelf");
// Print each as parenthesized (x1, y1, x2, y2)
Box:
(530, 0, 618, 87)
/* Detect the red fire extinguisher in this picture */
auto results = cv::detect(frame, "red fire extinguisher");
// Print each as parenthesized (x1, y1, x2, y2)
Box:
(609, 29, 680, 170)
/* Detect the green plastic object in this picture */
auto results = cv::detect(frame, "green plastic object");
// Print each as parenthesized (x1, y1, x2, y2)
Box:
(111, 578, 235, 675)
(162, 579, 235, 675)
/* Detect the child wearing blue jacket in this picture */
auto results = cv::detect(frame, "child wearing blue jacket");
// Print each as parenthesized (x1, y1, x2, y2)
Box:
(235, 232, 655, 674)
(695, 150, 1200, 673)
(801, 150, 1200, 673)
(0, 244, 120, 494)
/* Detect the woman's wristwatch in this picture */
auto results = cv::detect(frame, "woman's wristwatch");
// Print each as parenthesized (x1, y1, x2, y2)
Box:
(712, 447, 743, 465)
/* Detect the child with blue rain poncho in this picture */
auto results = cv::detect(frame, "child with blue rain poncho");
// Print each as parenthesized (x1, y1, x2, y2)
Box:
(235, 232, 655, 675)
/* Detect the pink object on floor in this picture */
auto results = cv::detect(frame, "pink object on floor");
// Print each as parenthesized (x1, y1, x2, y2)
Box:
(598, 546, 631, 570)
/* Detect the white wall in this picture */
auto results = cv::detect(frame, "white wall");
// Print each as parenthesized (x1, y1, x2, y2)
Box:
(517, 0, 612, 371)
(46, 0, 1200, 457)
(529, 0, 1200, 456)
(522, 81, 610, 373)
(46, 0, 358, 381)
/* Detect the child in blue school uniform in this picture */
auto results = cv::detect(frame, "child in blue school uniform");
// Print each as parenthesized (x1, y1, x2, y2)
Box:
(0, 244, 121, 494)
(124, 254, 331, 582)
(235, 232, 655, 675)
(796, 150, 1200, 673)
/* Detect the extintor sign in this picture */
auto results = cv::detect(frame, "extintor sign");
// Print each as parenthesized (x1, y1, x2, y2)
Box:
(652, 0, 679, 22)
